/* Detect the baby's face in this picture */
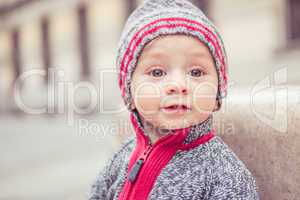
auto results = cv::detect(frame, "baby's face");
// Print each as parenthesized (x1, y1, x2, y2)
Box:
(130, 35, 218, 130)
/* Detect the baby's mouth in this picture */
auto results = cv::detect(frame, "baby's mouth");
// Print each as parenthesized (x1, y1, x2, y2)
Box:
(162, 104, 191, 114)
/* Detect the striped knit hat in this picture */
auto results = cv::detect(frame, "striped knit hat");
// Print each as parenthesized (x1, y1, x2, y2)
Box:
(117, 0, 228, 112)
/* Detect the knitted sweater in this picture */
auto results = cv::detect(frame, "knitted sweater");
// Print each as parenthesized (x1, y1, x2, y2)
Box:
(88, 114, 259, 200)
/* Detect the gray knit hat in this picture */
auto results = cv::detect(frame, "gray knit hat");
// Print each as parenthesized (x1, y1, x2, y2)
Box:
(116, 0, 228, 111)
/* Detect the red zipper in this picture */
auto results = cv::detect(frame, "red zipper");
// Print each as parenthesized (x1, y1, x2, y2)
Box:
(120, 130, 187, 200)
(127, 131, 174, 183)
(118, 113, 216, 200)
(128, 143, 153, 182)
(120, 141, 154, 200)
(127, 130, 215, 183)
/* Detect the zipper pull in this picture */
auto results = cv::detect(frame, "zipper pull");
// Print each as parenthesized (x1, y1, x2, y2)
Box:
(128, 159, 144, 183)
(128, 145, 153, 183)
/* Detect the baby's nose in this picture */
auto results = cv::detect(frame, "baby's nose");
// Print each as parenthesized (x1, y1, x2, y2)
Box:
(164, 82, 188, 95)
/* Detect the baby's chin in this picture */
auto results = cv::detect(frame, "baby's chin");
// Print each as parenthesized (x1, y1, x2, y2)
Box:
(150, 119, 194, 131)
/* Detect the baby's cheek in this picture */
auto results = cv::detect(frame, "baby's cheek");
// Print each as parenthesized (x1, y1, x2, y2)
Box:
(132, 83, 161, 113)
(192, 82, 217, 113)
(138, 96, 160, 112)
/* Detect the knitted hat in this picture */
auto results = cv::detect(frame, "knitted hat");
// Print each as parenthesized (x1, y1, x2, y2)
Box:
(116, 0, 228, 112)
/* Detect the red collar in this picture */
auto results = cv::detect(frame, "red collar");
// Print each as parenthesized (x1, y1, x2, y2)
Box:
(118, 112, 215, 200)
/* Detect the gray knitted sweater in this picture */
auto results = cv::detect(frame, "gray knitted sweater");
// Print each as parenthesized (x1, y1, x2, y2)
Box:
(88, 115, 259, 200)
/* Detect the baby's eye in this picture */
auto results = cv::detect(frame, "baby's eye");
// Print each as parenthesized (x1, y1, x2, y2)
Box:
(149, 68, 166, 77)
(189, 69, 204, 77)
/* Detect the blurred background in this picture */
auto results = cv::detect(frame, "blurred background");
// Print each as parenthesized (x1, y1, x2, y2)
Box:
(0, 0, 299, 199)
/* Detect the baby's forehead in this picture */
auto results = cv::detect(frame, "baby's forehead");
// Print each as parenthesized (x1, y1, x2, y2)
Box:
(142, 37, 162, 53)
(142, 34, 207, 54)
(140, 40, 209, 61)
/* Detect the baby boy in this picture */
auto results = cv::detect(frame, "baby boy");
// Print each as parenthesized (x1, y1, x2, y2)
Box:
(89, 0, 260, 199)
